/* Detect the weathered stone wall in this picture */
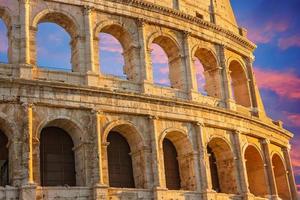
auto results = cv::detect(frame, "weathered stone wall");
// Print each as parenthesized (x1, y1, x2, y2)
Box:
(0, 0, 298, 200)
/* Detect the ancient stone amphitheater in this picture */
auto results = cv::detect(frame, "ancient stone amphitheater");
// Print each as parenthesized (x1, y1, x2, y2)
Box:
(0, 0, 298, 199)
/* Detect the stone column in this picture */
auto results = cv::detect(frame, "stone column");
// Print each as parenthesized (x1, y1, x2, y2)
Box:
(182, 31, 198, 100)
(194, 122, 215, 199)
(217, 45, 235, 109)
(20, 103, 36, 200)
(282, 145, 298, 200)
(19, 0, 33, 79)
(92, 110, 108, 199)
(149, 115, 165, 189)
(261, 139, 279, 200)
(138, 19, 154, 93)
(84, 6, 98, 86)
(230, 130, 253, 199)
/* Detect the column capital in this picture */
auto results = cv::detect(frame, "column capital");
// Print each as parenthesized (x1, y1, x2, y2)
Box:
(148, 115, 159, 120)
(22, 102, 34, 109)
(194, 120, 205, 127)
(91, 109, 104, 115)
(83, 5, 94, 15)
(261, 138, 271, 145)
(19, 0, 30, 4)
(137, 18, 147, 27)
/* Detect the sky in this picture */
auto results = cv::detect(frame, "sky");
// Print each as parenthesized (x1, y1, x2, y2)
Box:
(0, 0, 299, 193)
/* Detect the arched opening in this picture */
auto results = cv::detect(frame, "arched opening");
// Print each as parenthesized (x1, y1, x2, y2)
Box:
(244, 146, 268, 197)
(36, 23, 71, 71)
(207, 146, 220, 192)
(150, 36, 186, 90)
(0, 19, 8, 63)
(97, 24, 138, 81)
(151, 43, 170, 87)
(107, 132, 134, 188)
(229, 60, 251, 107)
(161, 130, 196, 190)
(33, 12, 79, 72)
(194, 58, 207, 95)
(194, 48, 221, 98)
(272, 154, 290, 200)
(163, 138, 180, 190)
(0, 130, 8, 186)
(207, 138, 237, 194)
(104, 122, 146, 188)
(40, 127, 76, 186)
(99, 33, 125, 79)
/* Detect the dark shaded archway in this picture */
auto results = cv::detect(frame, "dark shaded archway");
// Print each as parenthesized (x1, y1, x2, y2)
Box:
(40, 127, 76, 186)
(107, 131, 135, 188)
(163, 138, 180, 190)
(207, 138, 237, 194)
(0, 130, 8, 186)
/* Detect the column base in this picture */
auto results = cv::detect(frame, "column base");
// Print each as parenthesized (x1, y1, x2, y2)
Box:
(20, 183, 37, 200)
(226, 98, 237, 110)
(19, 64, 34, 79)
(141, 80, 154, 94)
(86, 71, 99, 87)
(93, 184, 108, 200)
(200, 189, 217, 200)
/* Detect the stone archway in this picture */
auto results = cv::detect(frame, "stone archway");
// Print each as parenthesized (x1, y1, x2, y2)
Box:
(103, 121, 147, 188)
(160, 129, 196, 191)
(244, 145, 268, 197)
(95, 22, 140, 81)
(228, 60, 251, 107)
(272, 154, 290, 200)
(0, 129, 9, 186)
(207, 137, 237, 194)
(36, 118, 87, 186)
(149, 34, 186, 90)
(31, 10, 80, 71)
(193, 48, 221, 98)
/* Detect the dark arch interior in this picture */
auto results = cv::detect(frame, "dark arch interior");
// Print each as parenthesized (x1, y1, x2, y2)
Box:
(207, 146, 220, 192)
(107, 131, 135, 188)
(0, 130, 8, 186)
(163, 138, 180, 190)
(40, 127, 76, 186)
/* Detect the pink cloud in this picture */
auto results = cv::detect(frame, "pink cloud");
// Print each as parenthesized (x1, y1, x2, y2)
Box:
(246, 20, 289, 44)
(254, 68, 300, 100)
(99, 33, 123, 53)
(159, 66, 169, 74)
(278, 35, 300, 50)
(284, 112, 300, 127)
(151, 44, 168, 65)
(157, 78, 170, 85)
(291, 137, 300, 178)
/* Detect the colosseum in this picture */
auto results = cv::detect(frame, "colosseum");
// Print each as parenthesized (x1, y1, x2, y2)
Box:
(0, 0, 298, 199)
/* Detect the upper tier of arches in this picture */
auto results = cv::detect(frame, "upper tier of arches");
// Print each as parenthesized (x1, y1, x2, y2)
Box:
(0, 4, 258, 114)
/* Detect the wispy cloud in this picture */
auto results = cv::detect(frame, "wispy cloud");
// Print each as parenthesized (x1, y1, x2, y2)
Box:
(151, 44, 169, 65)
(254, 67, 300, 100)
(278, 35, 300, 50)
(246, 20, 289, 44)
(99, 33, 123, 53)
(284, 112, 300, 127)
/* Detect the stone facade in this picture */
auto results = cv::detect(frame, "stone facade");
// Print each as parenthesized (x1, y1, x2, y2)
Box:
(0, 0, 298, 199)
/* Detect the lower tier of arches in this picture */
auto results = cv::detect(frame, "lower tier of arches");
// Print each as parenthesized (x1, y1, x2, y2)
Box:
(0, 103, 297, 200)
